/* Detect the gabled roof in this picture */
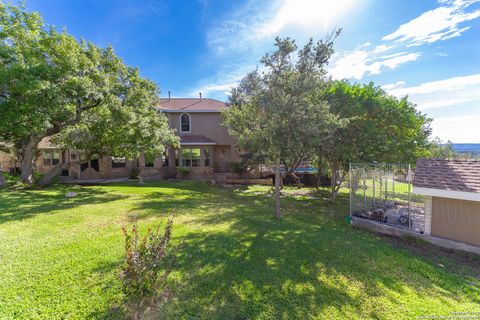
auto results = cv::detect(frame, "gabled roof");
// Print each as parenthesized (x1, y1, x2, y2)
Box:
(414, 159, 480, 194)
(38, 137, 59, 149)
(158, 98, 226, 112)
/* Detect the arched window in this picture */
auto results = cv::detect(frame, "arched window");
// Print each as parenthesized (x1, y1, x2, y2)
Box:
(180, 113, 191, 132)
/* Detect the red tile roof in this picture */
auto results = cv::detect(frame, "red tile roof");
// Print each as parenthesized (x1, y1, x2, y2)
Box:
(158, 98, 226, 112)
(414, 159, 480, 193)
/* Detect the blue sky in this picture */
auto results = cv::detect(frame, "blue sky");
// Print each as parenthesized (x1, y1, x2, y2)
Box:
(23, 0, 480, 143)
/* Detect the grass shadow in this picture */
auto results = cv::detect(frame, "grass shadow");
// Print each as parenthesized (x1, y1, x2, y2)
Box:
(0, 185, 127, 224)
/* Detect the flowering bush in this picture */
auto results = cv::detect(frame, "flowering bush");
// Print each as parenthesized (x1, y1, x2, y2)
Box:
(121, 211, 177, 316)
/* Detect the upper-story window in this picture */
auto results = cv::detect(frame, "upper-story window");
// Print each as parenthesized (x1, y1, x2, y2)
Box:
(180, 113, 191, 133)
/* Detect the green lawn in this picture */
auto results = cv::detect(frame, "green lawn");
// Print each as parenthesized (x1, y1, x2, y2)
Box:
(0, 181, 479, 319)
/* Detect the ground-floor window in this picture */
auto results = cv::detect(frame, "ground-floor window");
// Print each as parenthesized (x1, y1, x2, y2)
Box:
(43, 150, 60, 166)
(144, 153, 155, 167)
(90, 155, 99, 171)
(204, 148, 211, 167)
(112, 156, 126, 168)
(181, 148, 200, 167)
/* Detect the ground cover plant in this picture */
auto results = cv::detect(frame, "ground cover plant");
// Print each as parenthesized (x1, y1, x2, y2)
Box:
(0, 181, 479, 319)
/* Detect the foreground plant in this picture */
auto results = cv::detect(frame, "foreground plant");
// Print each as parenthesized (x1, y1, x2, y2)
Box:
(121, 211, 177, 319)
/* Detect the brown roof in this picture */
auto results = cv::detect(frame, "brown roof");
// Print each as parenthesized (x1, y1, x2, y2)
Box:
(158, 98, 226, 112)
(180, 135, 215, 144)
(414, 159, 480, 193)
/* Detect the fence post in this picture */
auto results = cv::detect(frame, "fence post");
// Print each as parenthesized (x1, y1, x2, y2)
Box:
(372, 167, 376, 208)
(349, 163, 352, 217)
(363, 167, 366, 213)
(408, 164, 412, 230)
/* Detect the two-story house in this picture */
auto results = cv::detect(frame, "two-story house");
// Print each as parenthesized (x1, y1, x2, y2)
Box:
(159, 97, 240, 180)
(0, 97, 241, 181)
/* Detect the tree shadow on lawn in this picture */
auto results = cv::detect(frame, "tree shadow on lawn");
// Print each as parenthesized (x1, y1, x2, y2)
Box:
(0, 186, 126, 225)
(126, 184, 480, 319)
(165, 224, 480, 319)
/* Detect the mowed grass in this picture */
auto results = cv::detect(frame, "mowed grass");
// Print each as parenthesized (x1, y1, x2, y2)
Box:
(0, 181, 479, 319)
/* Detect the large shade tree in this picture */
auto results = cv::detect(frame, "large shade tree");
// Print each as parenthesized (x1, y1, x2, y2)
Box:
(316, 80, 432, 201)
(0, 3, 177, 184)
(223, 35, 343, 219)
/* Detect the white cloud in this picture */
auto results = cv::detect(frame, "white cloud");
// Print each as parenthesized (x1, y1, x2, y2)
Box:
(431, 114, 480, 143)
(383, 74, 480, 142)
(188, 65, 255, 98)
(386, 74, 480, 98)
(329, 44, 420, 80)
(207, 0, 357, 57)
(197, 0, 480, 98)
(381, 81, 406, 91)
(192, 82, 238, 97)
(383, 0, 480, 46)
(199, 0, 358, 97)
(384, 74, 480, 110)
(257, 0, 356, 38)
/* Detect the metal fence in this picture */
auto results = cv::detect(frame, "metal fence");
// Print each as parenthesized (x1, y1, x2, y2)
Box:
(349, 163, 425, 233)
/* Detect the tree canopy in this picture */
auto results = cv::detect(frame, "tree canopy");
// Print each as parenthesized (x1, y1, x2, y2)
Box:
(223, 35, 343, 217)
(316, 80, 432, 200)
(0, 3, 178, 184)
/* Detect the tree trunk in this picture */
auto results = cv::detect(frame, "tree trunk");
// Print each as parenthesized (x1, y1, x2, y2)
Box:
(20, 136, 43, 184)
(0, 170, 6, 187)
(287, 171, 302, 188)
(315, 160, 323, 189)
(274, 158, 281, 219)
(329, 162, 339, 202)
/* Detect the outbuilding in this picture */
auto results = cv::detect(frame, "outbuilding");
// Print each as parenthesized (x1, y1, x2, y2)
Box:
(413, 159, 480, 247)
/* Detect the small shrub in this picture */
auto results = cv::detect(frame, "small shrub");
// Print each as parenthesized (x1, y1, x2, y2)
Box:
(175, 167, 191, 178)
(231, 162, 248, 176)
(121, 211, 177, 317)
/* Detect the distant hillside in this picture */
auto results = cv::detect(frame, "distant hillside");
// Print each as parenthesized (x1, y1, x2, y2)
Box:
(453, 144, 480, 154)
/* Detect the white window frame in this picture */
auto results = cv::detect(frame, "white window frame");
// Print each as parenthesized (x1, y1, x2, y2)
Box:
(179, 113, 191, 133)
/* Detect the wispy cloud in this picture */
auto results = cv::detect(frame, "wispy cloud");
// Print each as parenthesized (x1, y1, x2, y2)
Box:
(383, 74, 480, 110)
(329, 44, 420, 80)
(197, 0, 357, 98)
(383, 0, 480, 46)
(329, 0, 480, 80)
(383, 74, 480, 142)
(196, 0, 480, 98)
(207, 0, 356, 57)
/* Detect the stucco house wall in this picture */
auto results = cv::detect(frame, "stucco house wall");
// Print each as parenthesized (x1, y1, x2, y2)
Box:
(1, 97, 241, 181)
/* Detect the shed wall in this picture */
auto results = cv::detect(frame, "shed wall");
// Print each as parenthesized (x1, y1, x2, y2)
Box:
(431, 197, 480, 246)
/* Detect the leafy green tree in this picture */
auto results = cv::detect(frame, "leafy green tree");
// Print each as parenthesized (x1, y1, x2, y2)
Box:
(0, 3, 178, 184)
(317, 80, 432, 201)
(428, 137, 456, 159)
(223, 35, 342, 218)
